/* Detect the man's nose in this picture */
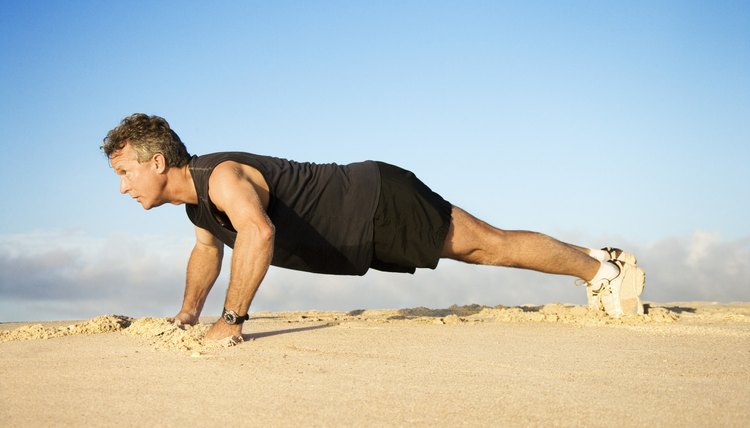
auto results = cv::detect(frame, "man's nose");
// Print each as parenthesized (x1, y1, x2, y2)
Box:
(120, 178, 130, 194)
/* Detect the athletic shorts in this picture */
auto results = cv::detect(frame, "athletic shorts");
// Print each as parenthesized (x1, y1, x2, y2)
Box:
(370, 162, 453, 273)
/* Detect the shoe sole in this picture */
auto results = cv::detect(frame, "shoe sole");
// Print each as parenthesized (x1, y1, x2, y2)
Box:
(602, 260, 646, 317)
(586, 248, 644, 314)
(619, 265, 646, 315)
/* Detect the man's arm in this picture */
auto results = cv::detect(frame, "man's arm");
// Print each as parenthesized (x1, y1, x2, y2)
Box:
(173, 226, 224, 326)
(204, 161, 275, 340)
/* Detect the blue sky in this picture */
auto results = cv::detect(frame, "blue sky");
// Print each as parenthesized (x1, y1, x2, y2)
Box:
(1, 1, 748, 321)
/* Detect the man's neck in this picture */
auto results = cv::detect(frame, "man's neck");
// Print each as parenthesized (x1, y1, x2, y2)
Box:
(163, 165, 198, 205)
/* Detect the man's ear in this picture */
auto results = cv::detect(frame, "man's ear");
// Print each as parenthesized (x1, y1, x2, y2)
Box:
(152, 153, 167, 173)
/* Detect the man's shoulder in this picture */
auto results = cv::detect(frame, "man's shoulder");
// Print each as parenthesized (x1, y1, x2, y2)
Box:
(192, 151, 249, 165)
(208, 160, 263, 185)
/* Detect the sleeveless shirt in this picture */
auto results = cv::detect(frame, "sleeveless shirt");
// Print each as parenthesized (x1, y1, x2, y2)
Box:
(185, 152, 380, 275)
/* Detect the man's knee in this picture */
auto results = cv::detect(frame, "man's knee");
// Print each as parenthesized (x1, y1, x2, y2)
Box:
(440, 207, 506, 264)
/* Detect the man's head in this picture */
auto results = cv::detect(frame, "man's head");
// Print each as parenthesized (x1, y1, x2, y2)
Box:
(102, 114, 191, 210)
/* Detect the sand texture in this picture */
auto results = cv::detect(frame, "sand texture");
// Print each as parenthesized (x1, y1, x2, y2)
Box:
(1, 301, 748, 426)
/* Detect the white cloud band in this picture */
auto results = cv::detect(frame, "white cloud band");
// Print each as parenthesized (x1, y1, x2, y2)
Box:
(1, 230, 747, 322)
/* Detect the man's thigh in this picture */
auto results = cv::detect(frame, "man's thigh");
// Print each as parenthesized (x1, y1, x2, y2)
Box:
(370, 162, 453, 273)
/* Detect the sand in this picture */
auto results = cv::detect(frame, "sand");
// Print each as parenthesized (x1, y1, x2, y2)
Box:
(1, 301, 748, 426)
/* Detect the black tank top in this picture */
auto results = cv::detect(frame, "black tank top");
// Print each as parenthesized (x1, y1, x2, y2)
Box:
(186, 152, 380, 275)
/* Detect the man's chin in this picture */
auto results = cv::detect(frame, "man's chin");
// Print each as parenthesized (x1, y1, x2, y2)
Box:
(134, 196, 170, 210)
(139, 200, 163, 210)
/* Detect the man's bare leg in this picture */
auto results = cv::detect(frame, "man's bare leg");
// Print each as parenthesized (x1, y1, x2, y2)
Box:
(440, 206, 600, 281)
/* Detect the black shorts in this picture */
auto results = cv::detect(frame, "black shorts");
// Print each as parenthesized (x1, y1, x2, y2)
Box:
(370, 162, 453, 273)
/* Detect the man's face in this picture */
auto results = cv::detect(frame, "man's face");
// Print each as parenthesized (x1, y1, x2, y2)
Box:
(109, 143, 166, 210)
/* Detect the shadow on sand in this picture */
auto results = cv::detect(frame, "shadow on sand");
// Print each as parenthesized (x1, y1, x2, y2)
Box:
(243, 321, 339, 341)
(659, 305, 697, 314)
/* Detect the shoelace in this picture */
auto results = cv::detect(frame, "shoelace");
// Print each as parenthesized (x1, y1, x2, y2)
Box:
(574, 278, 608, 293)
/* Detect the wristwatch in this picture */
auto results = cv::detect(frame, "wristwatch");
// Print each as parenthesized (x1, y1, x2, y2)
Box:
(222, 308, 250, 325)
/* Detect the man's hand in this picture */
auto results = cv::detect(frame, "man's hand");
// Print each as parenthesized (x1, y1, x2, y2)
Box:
(205, 319, 243, 341)
(171, 311, 200, 326)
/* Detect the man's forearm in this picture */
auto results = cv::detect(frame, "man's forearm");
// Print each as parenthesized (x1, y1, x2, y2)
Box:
(223, 227, 274, 315)
(180, 244, 223, 318)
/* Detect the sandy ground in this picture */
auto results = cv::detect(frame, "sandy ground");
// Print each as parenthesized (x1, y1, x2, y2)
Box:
(1, 302, 749, 427)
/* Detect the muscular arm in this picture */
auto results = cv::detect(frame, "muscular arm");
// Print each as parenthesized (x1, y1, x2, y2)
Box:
(204, 161, 275, 340)
(174, 227, 224, 325)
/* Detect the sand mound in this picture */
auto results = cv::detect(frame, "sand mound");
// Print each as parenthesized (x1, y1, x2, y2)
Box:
(339, 304, 679, 325)
(0, 315, 240, 351)
(121, 317, 210, 350)
(0, 315, 132, 342)
(466, 304, 679, 325)
(121, 317, 243, 351)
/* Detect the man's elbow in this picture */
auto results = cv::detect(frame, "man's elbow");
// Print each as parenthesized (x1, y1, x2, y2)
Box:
(258, 221, 275, 245)
(238, 219, 275, 249)
(253, 220, 276, 246)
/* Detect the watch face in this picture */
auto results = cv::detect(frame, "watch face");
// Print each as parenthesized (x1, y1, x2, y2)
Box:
(223, 312, 237, 324)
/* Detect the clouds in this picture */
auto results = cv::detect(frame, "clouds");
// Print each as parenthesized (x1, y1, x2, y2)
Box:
(639, 231, 750, 303)
(0, 231, 193, 321)
(1, 230, 748, 322)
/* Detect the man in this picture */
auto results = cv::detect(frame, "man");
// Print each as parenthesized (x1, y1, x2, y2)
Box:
(102, 113, 645, 341)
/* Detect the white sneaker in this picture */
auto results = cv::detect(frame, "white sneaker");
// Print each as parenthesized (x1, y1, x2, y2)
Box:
(582, 247, 645, 313)
(590, 260, 645, 317)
